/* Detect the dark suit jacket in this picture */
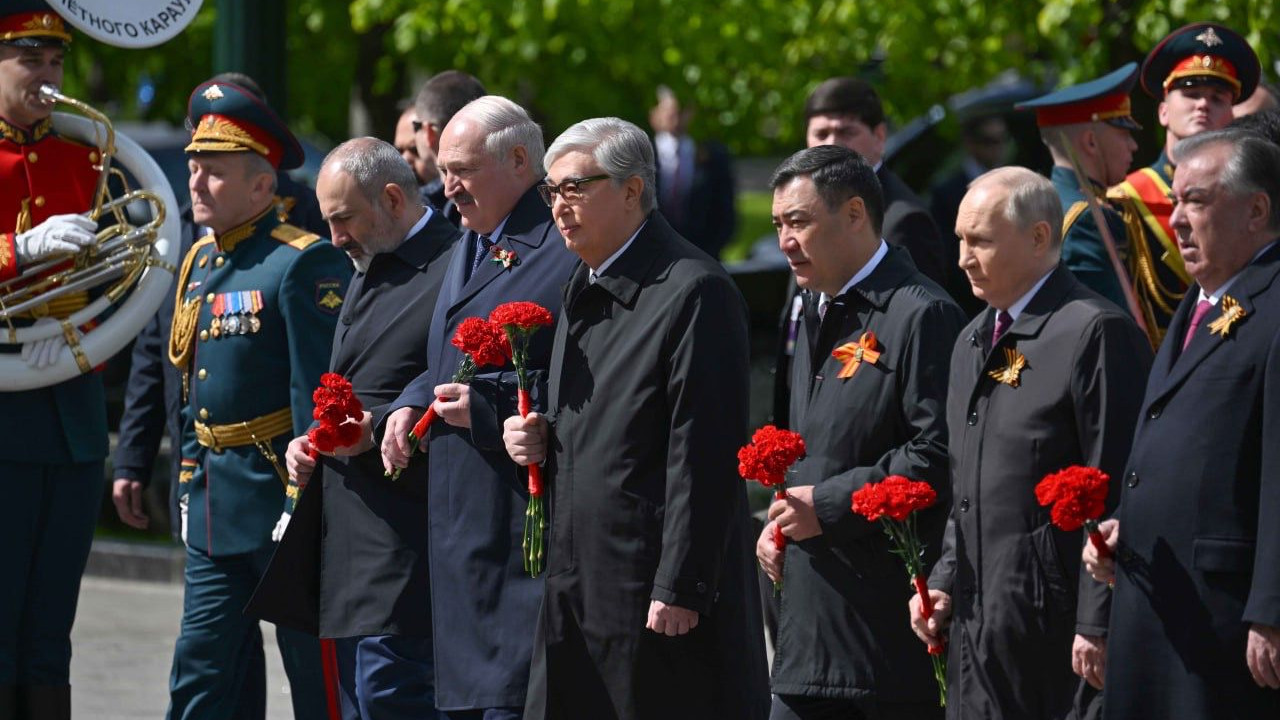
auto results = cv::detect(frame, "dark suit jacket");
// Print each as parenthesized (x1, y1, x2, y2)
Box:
(654, 137, 736, 259)
(526, 212, 769, 720)
(246, 209, 459, 637)
(770, 245, 965, 705)
(878, 166, 947, 288)
(1105, 243, 1280, 719)
(383, 185, 577, 710)
(771, 168, 952, 426)
(931, 265, 1151, 718)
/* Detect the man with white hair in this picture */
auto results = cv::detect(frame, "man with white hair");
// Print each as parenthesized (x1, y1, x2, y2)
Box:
(912, 166, 1150, 719)
(381, 96, 577, 719)
(502, 117, 768, 720)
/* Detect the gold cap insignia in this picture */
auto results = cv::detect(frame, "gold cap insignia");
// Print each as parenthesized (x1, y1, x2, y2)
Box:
(203, 84, 225, 101)
(1195, 27, 1223, 48)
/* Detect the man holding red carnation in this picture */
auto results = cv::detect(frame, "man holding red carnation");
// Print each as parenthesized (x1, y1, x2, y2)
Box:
(502, 117, 768, 719)
(759, 145, 965, 719)
(379, 96, 578, 719)
(1085, 129, 1280, 718)
(248, 137, 460, 719)
(913, 167, 1150, 719)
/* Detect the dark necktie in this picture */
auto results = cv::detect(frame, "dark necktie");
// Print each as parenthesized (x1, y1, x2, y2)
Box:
(1181, 299, 1213, 351)
(465, 233, 493, 283)
(991, 310, 1013, 346)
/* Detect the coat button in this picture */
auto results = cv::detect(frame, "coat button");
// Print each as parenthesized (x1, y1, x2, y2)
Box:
(27, 152, 37, 163)
(33, 195, 45, 207)
(959, 497, 971, 512)
(197, 369, 207, 380)
(199, 408, 209, 420)
(214, 256, 225, 268)
(967, 411, 978, 426)
(1147, 404, 1162, 420)
(1126, 471, 1139, 488)
(205, 292, 215, 303)
(89, 150, 99, 163)
(199, 329, 209, 341)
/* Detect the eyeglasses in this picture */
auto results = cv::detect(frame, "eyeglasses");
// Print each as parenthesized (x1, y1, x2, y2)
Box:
(537, 174, 611, 207)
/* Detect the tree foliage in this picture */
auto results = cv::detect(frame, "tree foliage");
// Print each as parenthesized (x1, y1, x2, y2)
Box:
(52, 0, 1280, 155)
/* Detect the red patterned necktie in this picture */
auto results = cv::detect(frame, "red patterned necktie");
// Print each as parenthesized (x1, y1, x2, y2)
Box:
(991, 310, 1012, 346)
(1181, 299, 1213, 351)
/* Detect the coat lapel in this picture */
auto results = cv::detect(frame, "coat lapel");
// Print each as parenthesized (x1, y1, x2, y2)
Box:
(1152, 244, 1280, 401)
(446, 185, 553, 319)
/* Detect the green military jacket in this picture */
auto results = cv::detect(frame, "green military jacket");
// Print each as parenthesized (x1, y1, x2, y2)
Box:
(171, 206, 350, 556)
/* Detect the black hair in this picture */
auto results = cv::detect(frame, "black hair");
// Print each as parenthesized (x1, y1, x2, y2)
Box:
(769, 145, 885, 235)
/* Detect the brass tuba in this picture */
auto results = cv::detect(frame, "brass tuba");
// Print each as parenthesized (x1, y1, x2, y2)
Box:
(0, 85, 180, 390)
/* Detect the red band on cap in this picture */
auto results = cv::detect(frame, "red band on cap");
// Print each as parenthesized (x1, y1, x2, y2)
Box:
(1034, 91, 1134, 128)
(1163, 55, 1242, 98)
(186, 114, 284, 168)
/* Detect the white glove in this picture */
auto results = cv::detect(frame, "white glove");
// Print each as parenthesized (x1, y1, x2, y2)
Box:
(14, 213, 97, 263)
(271, 511, 291, 542)
(20, 317, 75, 369)
(179, 493, 189, 546)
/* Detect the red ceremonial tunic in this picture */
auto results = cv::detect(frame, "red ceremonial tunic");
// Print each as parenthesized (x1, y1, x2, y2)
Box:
(0, 114, 100, 283)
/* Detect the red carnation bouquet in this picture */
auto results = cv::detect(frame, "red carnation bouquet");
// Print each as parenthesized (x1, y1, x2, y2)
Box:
(387, 317, 512, 480)
(1035, 465, 1111, 559)
(301, 373, 364, 507)
(490, 301, 555, 577)
(851, 475, 947, 706)
(738, 425, 806, 593)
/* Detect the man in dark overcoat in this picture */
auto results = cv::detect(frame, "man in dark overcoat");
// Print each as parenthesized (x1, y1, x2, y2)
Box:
(755, 145, 965, 720)
(912, 167, 1151, 719)
(502, 117, 769, 720)
(379, 96, 577, 720)
(1084, 129, 1280, 718)
(247, 137, 459, 718)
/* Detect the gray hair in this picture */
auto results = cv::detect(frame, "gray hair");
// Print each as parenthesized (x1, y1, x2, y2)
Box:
(243, 152, 278, 194)
(544, 117, 657, 213)
(1176, 128, 1280, 232)
(459, 96, 545, 170)
(321, 137, 420, 203)
(970, 166, 1064, 248)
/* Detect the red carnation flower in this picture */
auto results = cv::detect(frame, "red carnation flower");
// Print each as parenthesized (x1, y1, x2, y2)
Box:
(489, 301, 554, 332)
(452, 317, 512, 370)
(1035, 466, 1110, 532)
(739, 425, 806, 488)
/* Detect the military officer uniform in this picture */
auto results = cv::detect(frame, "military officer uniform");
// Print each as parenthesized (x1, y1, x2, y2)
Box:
(165, 80, 351, 720)
(1114, 23, 1260, 344)
(1015, 65, 1143, 320)
(0, 7, 106, 717)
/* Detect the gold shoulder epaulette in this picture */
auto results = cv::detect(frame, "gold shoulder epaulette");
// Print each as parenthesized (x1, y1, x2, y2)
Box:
(270, 223, 322, 251)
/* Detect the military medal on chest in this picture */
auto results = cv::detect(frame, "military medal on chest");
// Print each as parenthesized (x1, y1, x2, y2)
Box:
(210, 290, 264, 338)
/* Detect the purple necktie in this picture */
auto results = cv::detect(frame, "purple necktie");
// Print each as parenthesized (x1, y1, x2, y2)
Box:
(991, 310, 1012, 346)
(1181, 299, 1213, 351)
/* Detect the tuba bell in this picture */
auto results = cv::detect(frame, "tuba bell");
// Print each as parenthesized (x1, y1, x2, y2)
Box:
(0, 85, 181, 391)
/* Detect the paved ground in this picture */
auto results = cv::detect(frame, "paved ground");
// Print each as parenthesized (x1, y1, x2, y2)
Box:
(70, 576, 294, 720)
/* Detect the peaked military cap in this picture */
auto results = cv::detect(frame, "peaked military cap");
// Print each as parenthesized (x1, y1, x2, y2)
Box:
(185, 80, 304, 170)
(0, 0, 71, 48)
(1140, 22, 1260, 102)
(1016, 63, 1142, 130)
